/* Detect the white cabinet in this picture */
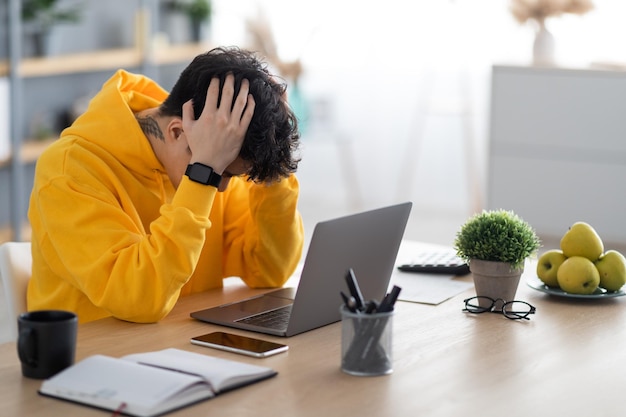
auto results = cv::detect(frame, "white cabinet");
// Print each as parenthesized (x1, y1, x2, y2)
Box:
(488, 65, 626, 244)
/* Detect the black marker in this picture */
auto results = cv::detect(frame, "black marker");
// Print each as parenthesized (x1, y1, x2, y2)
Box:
(378, 285, 402, 313)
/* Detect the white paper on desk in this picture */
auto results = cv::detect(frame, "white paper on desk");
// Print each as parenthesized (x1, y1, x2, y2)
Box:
(391, 269, 473, 305)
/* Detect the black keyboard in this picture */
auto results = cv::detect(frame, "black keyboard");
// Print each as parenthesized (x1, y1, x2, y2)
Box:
(397, 251, 470, 275)
(236, 305, 293, 330)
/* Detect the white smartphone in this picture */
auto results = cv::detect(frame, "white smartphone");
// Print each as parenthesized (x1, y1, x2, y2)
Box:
(190, 331, 289, 358)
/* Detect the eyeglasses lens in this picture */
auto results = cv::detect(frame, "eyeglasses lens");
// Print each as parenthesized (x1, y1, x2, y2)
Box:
(502, 301, 533, 319)
(464, 296, 493, 313)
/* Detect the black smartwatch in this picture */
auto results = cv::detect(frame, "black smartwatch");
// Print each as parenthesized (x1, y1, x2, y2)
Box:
(185, 163, 222, 187)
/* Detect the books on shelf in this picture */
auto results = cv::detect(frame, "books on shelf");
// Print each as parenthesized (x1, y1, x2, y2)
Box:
(38, 348, 277, 417)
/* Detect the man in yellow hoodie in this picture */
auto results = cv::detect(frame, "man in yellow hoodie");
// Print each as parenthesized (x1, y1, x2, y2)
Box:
(27, 46, 304, 323)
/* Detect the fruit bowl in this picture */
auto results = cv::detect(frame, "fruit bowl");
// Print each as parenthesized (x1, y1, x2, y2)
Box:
(527, 277, 626, 299)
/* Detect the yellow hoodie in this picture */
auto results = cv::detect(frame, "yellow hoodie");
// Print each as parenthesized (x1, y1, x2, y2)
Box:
(27, 70, 304, 324)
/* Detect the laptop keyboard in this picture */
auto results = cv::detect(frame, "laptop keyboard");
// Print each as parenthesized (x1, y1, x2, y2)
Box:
(235, 305, 293, 330)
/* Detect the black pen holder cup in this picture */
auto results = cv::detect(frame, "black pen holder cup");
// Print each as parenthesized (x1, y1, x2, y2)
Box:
(340, 306, 394, 376)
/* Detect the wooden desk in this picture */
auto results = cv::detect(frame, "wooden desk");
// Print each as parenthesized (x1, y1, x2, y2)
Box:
(2, 242, 626, 416)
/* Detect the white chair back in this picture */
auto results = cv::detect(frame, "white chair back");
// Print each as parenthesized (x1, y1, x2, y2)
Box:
(0, 242, 32, 343)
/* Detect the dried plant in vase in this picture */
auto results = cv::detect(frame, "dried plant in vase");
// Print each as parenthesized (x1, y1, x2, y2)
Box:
(509, 0, 595, 65)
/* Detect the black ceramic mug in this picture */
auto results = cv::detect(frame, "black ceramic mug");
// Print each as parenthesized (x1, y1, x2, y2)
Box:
(17, 310, 78, 379)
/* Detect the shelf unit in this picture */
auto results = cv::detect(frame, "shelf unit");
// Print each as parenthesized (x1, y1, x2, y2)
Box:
(0, 42, 210, 170)
(2, 0, 212, 241)
(0, 43, 213, 79)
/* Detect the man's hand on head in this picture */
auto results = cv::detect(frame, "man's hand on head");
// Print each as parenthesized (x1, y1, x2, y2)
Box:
(182, 74, 256, 174)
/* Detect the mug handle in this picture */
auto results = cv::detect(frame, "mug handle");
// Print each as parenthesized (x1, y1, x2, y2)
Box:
(17, 328, 37, 367)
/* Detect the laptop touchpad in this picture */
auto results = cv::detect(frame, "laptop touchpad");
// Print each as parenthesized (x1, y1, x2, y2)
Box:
(218, 294, 293, 320)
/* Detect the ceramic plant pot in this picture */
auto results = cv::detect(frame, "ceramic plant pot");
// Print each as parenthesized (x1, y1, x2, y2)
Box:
(469, 259, 524, 308)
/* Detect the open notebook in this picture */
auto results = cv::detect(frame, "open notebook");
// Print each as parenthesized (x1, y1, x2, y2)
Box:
(38, 348, 276, 417)
(191, 202, 412, 337)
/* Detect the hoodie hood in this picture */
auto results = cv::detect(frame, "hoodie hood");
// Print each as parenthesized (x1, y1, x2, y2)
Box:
(62, 70, 169, 180)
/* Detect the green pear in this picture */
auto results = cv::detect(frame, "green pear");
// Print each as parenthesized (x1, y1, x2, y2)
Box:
(594, 250, 626, 291)
(557, 256, 600, 295)
(536, 249, 567, 287)
(560, 222, 604, 261)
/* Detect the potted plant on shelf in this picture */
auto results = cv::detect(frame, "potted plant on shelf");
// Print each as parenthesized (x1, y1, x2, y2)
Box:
(169, 0, 212, 43)
(454, 209, 541, 307)
(509, 0, 594, 65)
(22, 0, 83, 57)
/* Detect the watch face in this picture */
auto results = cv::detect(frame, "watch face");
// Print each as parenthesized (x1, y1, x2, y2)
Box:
(186, 163, 222, 187)
(189, 164, 212, 183)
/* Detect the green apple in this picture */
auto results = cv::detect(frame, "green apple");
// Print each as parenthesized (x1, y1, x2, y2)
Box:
(557, 256, 600, 295)
(560, 222, 604, 261)
(536, 249, 567, 287)
(595, 250, 626, 291)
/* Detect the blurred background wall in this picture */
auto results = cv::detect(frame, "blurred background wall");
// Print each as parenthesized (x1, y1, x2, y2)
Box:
(1, 0, 625, 247)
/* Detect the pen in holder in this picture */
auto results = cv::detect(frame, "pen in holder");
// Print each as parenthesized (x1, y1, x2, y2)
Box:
(340, 305, 394, 376)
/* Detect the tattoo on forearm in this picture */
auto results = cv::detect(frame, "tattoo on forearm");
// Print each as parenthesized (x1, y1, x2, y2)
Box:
(136, 115, 164, 141)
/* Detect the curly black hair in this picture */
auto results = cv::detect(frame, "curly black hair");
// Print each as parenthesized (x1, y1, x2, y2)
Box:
(159, 46, 301, 182)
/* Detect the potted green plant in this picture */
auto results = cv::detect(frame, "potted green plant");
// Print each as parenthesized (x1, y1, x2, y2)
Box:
(22, 0, 83, 56)
(454, 209, 541, 306)
(170, 0, 212, 42)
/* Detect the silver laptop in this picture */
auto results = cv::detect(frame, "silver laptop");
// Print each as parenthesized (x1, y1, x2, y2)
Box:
(190, 202, 412, 337)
